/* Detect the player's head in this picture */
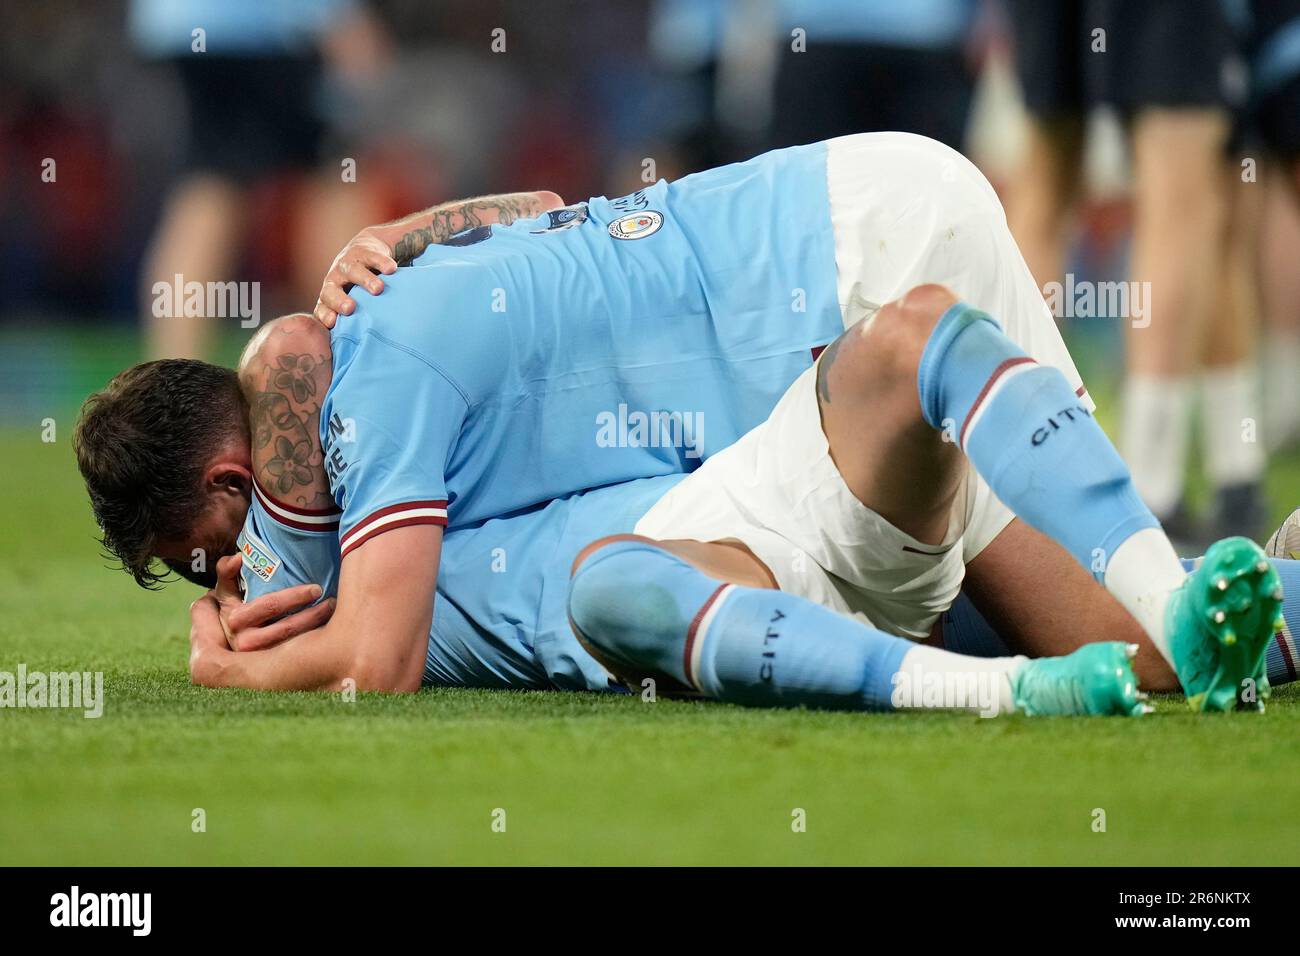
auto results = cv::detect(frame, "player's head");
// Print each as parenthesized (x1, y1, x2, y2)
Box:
(74, 359, 252, 589)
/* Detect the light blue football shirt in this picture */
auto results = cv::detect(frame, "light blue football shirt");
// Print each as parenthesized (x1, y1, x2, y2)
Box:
(320, 141, 842, 559)
(240, 141, 843, 690)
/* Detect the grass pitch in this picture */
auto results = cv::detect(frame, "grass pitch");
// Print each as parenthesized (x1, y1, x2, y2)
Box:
(2, 328, 1299, 865)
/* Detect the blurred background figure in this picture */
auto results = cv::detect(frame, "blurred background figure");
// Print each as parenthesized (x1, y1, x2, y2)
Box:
(768, 0, 982, 151)
(1, 0, 1297, 539)
(636, 0, 761, 179)
(130, 0, 389, 359)
(1250, 0, 1300, 454)
(1004, 0, 1264, 547)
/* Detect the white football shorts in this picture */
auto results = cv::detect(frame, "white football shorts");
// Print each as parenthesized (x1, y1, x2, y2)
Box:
(635, 132, 1092, 640)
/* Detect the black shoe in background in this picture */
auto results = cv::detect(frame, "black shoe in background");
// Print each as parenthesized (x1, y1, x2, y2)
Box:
(1206, 481, 1272, 545)
(1156, 500, 1213, 557)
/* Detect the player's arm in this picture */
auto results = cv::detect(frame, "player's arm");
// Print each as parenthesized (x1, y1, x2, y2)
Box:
(194, 331, 464, 690)
(180, 312, 341, 655)
(314, 190, 566, 327)
(190, 526, 440, 692)
(216, 572, 337, 653)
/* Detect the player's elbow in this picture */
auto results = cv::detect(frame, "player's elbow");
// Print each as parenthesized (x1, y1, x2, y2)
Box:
(346, 651, 424, 694)
(535, 190, 565, 210)
(188, 646, 228, 689)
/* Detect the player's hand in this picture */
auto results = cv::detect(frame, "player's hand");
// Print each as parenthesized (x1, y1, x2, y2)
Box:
(211, 554, 337, 652)
(188, 593, 230, 686)
(314, 228, 397, 329)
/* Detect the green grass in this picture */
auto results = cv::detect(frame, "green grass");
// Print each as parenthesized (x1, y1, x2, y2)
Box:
(3, 353, 1300, 865)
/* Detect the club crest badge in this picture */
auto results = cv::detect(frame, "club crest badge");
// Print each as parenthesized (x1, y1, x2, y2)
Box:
(607, 211, 663, 240)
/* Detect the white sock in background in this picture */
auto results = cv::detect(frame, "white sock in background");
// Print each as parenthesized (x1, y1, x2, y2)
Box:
(1201, 363, 1266, 488)
(1121, 375, 1193, 517)
(1262, 330, 1300, 450)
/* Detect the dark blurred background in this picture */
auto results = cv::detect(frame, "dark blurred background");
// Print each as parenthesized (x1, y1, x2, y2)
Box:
(5, 0, 1300, 542)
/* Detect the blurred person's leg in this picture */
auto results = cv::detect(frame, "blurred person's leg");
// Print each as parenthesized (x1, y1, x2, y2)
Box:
(1006, 117, 1085, 290)
(1003, 0, 1086, 290)
(143, 53, 325, 359)
(1199, 163, 1268, 538)
(289, 170, 388, 311)
(1260, 168, 1300, 450)
(1103, 0, 1240, 533)
(1120, 109, 1228, 527)
(143, 175, 248, 359)
(1254, 40, 1300, 450)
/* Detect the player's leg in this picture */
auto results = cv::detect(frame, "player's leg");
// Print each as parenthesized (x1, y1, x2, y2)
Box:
(142, 174, 248, 359)
(959, 518, 1177, 691)
(1120, 109, 1229, 532)
(1255, 40, 1300, 450)
(1260, 169, 1300, 451)
(787, 279, 1161, 676)
(945, 518, 1300, 694)
(1002, 0, 1085, 290)
(1107, 0, 1240, 535)
(567, 535, 1143, 716)
(819, 283, 1282, 710)
(1198, 163, 1268, 541)
(1005, 117, 1085, 292)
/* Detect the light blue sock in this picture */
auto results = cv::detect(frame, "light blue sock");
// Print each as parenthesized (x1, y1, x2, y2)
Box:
(568, 540, 912, 710)
(1182, 556, 1299, 686)
(917, 302, 1159, 580)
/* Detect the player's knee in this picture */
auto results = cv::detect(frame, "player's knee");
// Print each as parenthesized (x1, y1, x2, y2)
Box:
(899, 283, 959, 317)
(861, 283, 959, 385)
(570, 533, 656, 577)
(568, 536, 673, 643)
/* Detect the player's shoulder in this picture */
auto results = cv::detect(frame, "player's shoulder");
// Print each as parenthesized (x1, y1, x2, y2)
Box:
(238, 312, 331, 393)
(334, 270, 510, 403)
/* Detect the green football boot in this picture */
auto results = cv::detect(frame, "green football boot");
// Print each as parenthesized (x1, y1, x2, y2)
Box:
(1010, 642, 1147, 716)
(1166, 536, 1282, 713)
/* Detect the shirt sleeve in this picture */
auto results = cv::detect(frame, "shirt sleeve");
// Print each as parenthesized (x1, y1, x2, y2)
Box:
(324, 334, 469, 560)
(237, 484, 342, 604)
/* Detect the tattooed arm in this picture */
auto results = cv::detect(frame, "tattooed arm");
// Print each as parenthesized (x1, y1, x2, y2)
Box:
(237, 313, 334, 511)
(313, 190, 566, 327)
(385, 191, 565, 264)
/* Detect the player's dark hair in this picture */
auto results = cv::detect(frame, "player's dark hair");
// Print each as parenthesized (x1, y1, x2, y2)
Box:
(74, 359, 247, 589)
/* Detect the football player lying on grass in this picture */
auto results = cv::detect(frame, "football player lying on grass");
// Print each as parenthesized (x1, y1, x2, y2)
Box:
(75, 134, 1300, 713)
(83, 299, 1299, 716)
(77, 305, 1148, 716)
